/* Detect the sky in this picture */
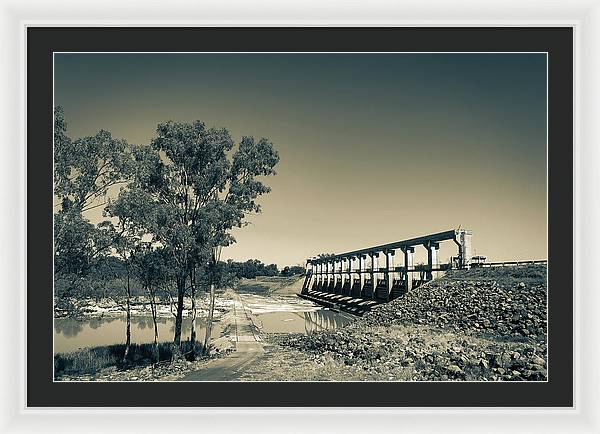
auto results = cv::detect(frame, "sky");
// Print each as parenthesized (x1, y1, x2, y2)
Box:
(54, 53, 547, 267)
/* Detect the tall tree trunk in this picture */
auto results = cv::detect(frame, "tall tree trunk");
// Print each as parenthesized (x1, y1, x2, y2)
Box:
(123, 261, 132, 362)
(189, 269, 197, 360)
(148, 285, 159, 363)
(171, 277, 185, 360)
(203, 282, 216, 356)
(203, 248, 221, 356)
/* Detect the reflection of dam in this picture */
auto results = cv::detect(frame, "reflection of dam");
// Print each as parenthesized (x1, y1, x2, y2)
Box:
(250, 309, 353, 334)
(299, 310, 352, 334)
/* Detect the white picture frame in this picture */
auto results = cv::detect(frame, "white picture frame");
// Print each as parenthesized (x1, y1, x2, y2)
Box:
(1, 0, 597, 432)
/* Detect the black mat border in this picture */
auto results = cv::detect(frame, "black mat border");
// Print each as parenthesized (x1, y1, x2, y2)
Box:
(27, 27, 573, 407)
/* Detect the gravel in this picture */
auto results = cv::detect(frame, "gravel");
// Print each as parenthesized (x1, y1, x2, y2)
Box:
(363, 264, 547, 341)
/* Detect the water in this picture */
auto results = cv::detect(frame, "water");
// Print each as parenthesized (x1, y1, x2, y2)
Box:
(239, 292, 354, 334)
(251, 310, 353, 334)
(54, 316, 220, 354)
(54, 295, 353, 354)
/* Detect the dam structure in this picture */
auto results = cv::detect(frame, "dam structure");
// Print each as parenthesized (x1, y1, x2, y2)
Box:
(300, 228, 472, 313)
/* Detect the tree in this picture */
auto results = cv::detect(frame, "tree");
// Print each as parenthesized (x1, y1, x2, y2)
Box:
(199, 134, 279, 355)
(54, 107, 149, 359)
(132, 246, 172, 363)
(53, 106, 133, 280)
(281, 265, 305, 277)
(264, 263, 279, 276)
(127, 121, 278, 359)
(54, 211, 106, 279)
(104, 188, 157, 360)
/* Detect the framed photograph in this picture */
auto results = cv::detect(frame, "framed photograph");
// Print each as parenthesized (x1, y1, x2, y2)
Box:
(33, 23, 572, 402)
(2, 0, 598, 432)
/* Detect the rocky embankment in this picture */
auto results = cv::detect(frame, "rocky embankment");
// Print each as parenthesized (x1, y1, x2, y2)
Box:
(276, 265, 547, 381)
(365, 265, 547, 340)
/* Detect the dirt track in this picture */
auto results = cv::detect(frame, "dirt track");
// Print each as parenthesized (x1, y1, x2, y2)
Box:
(180, 293, 265, 381)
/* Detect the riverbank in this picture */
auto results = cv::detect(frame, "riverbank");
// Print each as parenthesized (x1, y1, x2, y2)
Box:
(53, 283, 336, 381)
(54, 293, 233, 319)
(53, 276, 305, 319)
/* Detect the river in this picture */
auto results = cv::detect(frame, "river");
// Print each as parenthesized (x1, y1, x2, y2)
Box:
(54, 293, 354, 354)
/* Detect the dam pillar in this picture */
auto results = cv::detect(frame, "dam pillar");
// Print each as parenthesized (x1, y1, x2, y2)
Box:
(385, 249, 395, 300)
(423, 241, 440, 280)
(331, 260, 335, 292)
(309, 260, 316, 290)
(319, 261, 324, 290)
(302, 260, 311, 294)
(402, 246, 414, 291)
(331, 259, 337, 292)
(339, 259, 343, 290)
(338, 258, 344, 293)
(370, 251, 379, 300)
(359, 254, 366, 296)
(347, 256, 353, 295)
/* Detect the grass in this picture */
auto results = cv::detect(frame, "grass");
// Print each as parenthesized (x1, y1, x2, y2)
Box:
(446, 264, 547, 285)
(236, 275, 303, 295)
(54, 340, 206, 378)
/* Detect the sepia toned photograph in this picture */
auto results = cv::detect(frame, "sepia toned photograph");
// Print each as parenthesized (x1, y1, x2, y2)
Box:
(53, 52, 548, 383)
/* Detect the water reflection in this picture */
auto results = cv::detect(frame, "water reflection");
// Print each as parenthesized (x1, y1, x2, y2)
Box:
(54, 316, 215, 354)
(303, 310, 353, 334)
(250, 309, 353, 334)
(54, 308, 353, 354)
(54, 320, 84, 338)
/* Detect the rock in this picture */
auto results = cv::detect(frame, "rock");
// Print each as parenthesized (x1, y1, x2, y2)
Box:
(210, 336, 234, 355)
(358, 265, 546, 340)
(531, 356, 546, 366)
(447, 365, 463, 374)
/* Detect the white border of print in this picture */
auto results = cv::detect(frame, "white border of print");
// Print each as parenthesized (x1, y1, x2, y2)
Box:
(1, 1, 597, 433)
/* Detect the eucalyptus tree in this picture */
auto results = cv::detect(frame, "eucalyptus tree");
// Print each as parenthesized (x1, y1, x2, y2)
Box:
(132, 246, 173, 363)
(53, 106, 133, 289)
(103, 187, 157, 360)
(131, 120, 279, 358)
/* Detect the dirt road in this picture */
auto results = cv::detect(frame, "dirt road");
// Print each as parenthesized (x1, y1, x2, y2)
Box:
(180, 293, 264, 381)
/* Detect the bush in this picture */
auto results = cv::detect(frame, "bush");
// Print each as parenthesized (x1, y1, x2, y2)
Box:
(54, 341, 206, 378)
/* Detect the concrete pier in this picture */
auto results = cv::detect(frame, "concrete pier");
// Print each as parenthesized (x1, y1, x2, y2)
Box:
(369, 252, 378, 300)
(402, 246, 414, 292)
(385, 249, 395, 300)
(423, 241, 440, 280)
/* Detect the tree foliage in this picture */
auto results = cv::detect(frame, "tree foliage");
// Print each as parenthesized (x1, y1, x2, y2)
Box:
(280, 265, 305, 277)
(54, 107, 132, 214)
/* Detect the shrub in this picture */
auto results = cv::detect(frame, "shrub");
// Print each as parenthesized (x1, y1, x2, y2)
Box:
(54, 341, 206, 378)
